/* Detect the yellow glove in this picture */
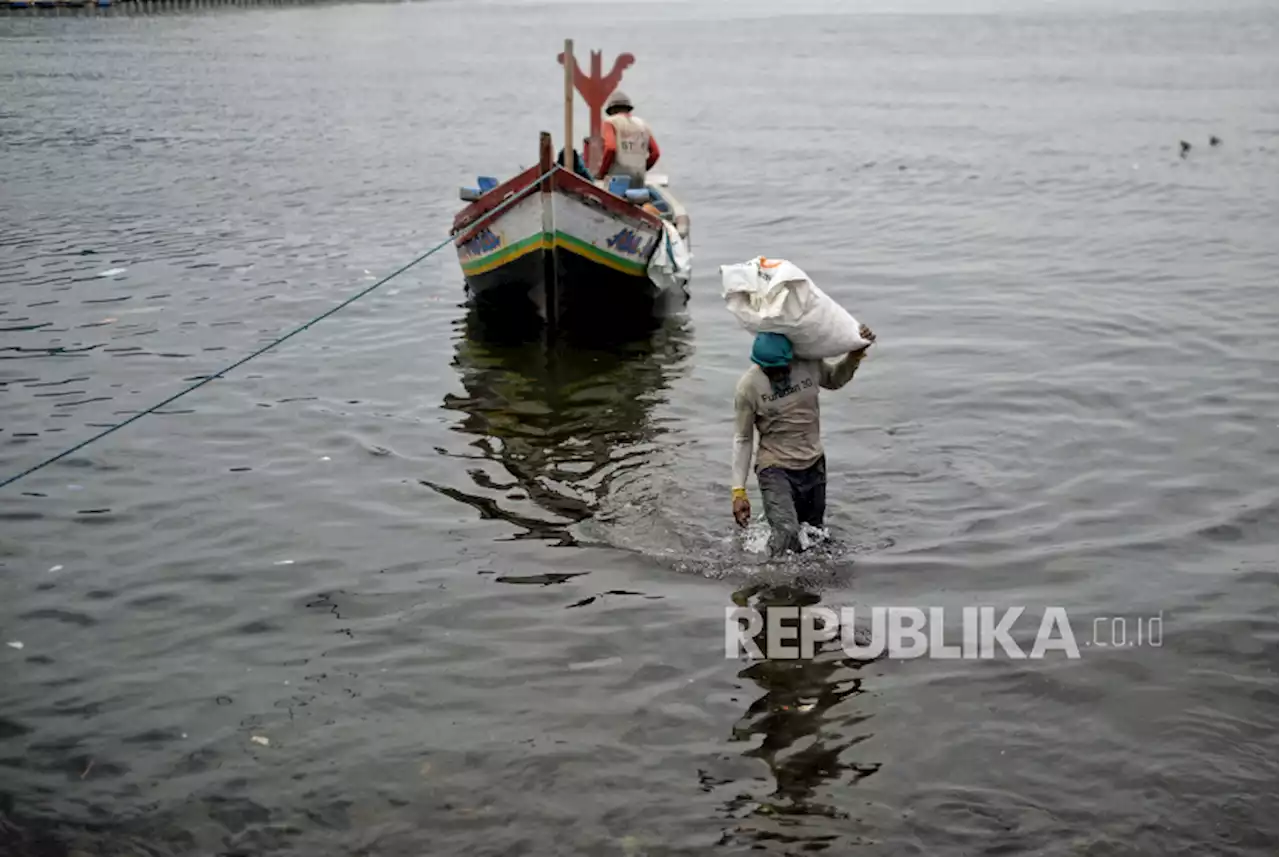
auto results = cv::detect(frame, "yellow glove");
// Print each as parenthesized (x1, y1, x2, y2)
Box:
(731, 488, 751, 528)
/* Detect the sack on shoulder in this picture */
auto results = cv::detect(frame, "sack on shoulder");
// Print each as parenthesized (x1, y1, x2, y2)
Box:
(720, 257, 869, 359)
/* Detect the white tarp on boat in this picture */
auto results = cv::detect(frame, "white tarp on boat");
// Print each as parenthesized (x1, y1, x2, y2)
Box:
(647, 221, 692, 294)
(720, 257, 869, 359)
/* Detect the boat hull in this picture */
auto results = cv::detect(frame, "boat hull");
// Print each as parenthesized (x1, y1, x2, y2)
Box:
(453, 143, 689, 336)
(464, 244, 685, 337)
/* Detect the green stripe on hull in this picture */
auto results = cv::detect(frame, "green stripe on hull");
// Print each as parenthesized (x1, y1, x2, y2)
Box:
(459, 231, 651, 278)
(554, 232, 648, 276)
(459, 233, 546, 276)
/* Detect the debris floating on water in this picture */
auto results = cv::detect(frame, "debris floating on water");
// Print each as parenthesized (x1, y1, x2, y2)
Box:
(6, 641, 24, 650)
(568, 656, 623, 672)
(96, 268, 127, 278)
(273, 560, 294, 566)
(250, 735, 270, 747)
(49, 565, 63, 573)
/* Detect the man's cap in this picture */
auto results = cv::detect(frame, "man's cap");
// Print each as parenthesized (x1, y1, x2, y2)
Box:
(751, 332, 793, 369)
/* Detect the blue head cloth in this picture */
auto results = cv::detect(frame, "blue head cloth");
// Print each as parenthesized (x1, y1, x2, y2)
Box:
(751, 332, 793, 369)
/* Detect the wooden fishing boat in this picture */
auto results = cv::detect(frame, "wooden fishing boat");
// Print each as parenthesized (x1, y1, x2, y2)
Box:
(452, 42, 691, 335)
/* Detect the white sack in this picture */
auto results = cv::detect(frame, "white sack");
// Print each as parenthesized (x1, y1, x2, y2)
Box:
(647, 220, 693, 294)
(720, 257, 869, 359)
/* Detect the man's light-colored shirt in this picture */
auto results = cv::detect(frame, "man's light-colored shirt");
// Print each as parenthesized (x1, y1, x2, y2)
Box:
(731, 352, 863, 489)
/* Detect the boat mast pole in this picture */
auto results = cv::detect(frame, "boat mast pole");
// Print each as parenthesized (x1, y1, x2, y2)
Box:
(562, 38, 575, 171)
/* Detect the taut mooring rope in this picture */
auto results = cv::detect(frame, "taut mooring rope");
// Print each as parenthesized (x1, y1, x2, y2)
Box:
(0, 169, 554, 490)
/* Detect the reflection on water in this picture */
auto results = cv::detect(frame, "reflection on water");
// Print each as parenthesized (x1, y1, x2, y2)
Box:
(422, 308, 694, 545)
(720, 581, 884, 848)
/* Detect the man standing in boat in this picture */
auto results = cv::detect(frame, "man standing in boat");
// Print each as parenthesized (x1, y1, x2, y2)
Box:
(598, 91, 661, 189)
(731, 326, 876, 557)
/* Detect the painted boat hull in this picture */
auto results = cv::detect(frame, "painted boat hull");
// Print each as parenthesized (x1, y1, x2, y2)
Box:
(464, 244, 687, 336)
(453, 149, 690, 336)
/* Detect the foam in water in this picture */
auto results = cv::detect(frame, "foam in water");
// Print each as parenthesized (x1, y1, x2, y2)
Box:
(741, 517, 831, 558)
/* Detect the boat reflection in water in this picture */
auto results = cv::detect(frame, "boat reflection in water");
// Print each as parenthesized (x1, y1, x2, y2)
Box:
(424, 306, 693, 546)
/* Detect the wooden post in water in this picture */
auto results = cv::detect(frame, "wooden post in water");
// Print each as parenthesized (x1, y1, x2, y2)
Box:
(562, 38, 574, 171)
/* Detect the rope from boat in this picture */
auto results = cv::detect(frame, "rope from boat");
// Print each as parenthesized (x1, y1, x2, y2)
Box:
(0, 169, 556, 491)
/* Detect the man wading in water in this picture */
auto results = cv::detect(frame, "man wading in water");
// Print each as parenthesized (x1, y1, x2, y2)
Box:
(731, 326, 876, 556)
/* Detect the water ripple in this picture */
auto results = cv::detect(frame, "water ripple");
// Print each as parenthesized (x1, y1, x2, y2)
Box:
(0, 2, 1276, 856)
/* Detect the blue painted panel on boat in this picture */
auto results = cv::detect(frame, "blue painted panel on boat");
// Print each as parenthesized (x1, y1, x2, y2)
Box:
(458, 228, 503, 259)
(608, 177, 631, 197)
(477, 177, 498, 193)
(606, 228, 646, 255)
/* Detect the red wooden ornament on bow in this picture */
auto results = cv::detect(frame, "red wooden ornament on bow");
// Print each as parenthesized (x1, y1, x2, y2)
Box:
(557, 49, 636, 175)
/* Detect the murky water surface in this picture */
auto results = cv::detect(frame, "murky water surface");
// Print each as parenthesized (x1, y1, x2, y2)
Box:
(1, 1, 1276, 854)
